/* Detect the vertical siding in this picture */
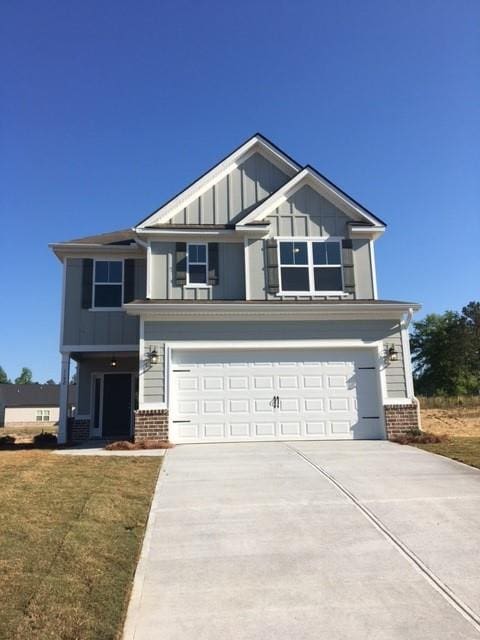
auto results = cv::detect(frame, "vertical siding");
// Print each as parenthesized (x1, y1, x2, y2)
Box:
(142, 319, 408, 404)
(168, 153, 290, 225)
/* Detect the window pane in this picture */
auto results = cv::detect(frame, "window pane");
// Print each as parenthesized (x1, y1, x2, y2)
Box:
(314, 267, 343, 291)
(189, 264, 207, 283)
(108, 261, 122, 283)
(326, 242, 341, 264)
(312, 243, 327, 265)
(281, 267, 309, 291)
(280, 242, 294, 265)
(197, 244, 206, 263)
(36, 414, 42, 421)
(94, 284, 122, 307)
(95, 261, 109, 282)
(280, 242, 308, 265)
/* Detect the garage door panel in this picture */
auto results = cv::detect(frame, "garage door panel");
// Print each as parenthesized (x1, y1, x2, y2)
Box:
(171, 348, 383, 443)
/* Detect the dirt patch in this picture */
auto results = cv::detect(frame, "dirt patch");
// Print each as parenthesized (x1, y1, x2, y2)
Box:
(420, 407, 480, 437)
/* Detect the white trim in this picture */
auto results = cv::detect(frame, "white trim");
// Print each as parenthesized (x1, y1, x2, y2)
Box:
(139, 317, 145, 407)
(92, 258, 124, 310)
(136, 135, 300, 228)
(186, 242, 208, 287)
(58, 353, 70, 445)
(349, 225, 386, 240)
(146, 242, 152, 299)
(401, 323, 415, 399)
(50, 245, 143, 260)
(244, 238, 251, 300)
(59, 258, 67, 350)
(140, 402, 168, 410)
(62, 344, 139, 353)
(238, 167, 384, 228)
(383, 398, 416, 406)
(369, 240, 378, 299)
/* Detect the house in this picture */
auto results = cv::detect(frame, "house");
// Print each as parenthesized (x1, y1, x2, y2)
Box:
(0, 384, 76, 428)
(50, 134, 421, 444)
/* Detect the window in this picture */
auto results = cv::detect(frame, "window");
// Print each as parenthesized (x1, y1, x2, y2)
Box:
(279, 239, 343, 294)
(93, 260, 123, 308)
(187, 244, 208, 285)
(36, 409, 50, 422)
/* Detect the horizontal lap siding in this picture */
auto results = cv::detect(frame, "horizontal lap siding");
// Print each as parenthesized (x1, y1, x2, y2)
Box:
(143, 344, 165, 403)
(143, 320, 408, 403)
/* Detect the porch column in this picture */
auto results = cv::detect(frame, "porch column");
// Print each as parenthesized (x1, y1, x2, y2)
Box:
(58, 352, 70, 444)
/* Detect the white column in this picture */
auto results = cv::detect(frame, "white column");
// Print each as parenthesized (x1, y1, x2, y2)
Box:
(58, 352, 70, 444)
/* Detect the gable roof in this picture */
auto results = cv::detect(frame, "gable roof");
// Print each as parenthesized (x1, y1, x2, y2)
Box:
(237, 166, 386, 228)
(135, 133, 301, 229)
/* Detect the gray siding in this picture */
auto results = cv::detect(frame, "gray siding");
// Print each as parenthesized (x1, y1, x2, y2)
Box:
(150, 242, 245, 300)
(168, 153, 290, 225)
(62, 258, 145, 346)
(143, 319, 407, 404)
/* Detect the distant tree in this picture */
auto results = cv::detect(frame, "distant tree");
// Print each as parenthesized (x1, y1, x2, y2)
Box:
(14, 367, 33, 385)
(45, 379, 57, 385)
(70, 371, 77, 385)
(0, 366, 11, 384)
(411, 301, 480, 396)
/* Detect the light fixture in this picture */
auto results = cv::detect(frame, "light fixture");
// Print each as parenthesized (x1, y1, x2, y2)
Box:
(110, 355, 117, 368)
(147, 346, 159, 366)
(387, 345, 399, 363)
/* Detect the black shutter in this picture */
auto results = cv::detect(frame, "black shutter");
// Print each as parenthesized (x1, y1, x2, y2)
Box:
(208, 243, 219, 286)
(342, 239, 355, 297)
(81, 259, 93, 309)
(265, 238, 279, 294)
(123, 259, 135, 303)
(175, 242, 187, 285)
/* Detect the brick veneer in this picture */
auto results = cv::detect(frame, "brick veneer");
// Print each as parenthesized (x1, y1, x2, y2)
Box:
(70, 419, 90, 443)
(134, 409, 169, 442)
(384, 403, 420, 439)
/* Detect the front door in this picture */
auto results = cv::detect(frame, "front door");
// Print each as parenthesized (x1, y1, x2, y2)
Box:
(102, 373, 132, 437)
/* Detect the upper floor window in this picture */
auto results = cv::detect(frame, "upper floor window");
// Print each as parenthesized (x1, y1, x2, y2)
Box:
(187, 243, 208, 285)
(278, 239, 343, 294)
(93, 260, 123, 308)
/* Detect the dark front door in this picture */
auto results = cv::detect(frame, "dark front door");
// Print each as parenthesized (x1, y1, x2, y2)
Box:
(102, 374, 132, 437)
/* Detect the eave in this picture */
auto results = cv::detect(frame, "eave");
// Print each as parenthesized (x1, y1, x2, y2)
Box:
(49, 243, 145, 261)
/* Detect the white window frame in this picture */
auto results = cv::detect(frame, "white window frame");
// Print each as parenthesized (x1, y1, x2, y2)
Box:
(185, 243, 210, 288)
(92, 259, 124, 310)
(36, 409, 50, 422)
(276, 236, 346, 296)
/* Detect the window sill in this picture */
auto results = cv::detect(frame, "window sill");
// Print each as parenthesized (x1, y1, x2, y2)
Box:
(184, 284, 212, 289)
(276, 291, 349, 297)
(88, 307, 124, 312)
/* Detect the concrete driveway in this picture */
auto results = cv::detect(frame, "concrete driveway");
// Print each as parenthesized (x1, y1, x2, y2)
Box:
(123, 442, 480, 640)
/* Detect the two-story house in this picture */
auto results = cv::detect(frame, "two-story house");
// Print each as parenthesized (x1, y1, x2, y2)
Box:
(50, 134, 421, 445)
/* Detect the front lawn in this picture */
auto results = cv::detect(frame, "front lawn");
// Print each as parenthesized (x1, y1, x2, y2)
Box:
(414, 437, 480, 470)
(0, 451, 161, 640)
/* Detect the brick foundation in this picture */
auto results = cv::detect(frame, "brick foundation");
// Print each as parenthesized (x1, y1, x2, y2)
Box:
(134, 409, 169, 442)
(70, 419, 90, 443)
(384, 403, 420, 440)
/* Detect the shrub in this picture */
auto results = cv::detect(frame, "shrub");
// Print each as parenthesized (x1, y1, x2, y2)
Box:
(137, 439, 174, 450)
(392, 430, 448, 445)
(0, 434, 16, 447)
(105, 440, 136, 451)
(33, 431, 58, 446)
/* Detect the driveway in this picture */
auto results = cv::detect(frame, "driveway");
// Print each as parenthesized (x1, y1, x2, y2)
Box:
(123, 442, 480, 640)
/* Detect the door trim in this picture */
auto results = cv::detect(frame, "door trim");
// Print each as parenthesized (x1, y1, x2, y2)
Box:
(89, 372, 137, 438)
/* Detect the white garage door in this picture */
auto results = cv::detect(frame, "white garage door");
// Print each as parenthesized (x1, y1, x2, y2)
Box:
(170, 348, 384, 443)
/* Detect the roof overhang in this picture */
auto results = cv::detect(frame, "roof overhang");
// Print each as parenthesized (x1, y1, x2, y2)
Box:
(237, 167, 385, 229)
(49, 243, 144, 261)
(135, 134, 301, 229)
(124, 301, 421, 322)
(349, 225, 386, 240)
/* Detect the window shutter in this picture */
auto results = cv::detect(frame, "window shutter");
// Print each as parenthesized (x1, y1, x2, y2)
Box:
(81, 259, 93, 309)
(265, 238, 279, 294)
(341, 239, 355, 296)
(123, 259, 135, 303)
(208, 243, 219, 286)
(175, 242, 187, 286)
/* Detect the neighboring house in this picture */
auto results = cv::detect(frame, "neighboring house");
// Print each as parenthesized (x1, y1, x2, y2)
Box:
(0, 384, 76, 428)
(50, 134, 421, 444)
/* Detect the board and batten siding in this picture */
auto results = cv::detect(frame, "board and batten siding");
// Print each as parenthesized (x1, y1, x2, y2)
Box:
(150, 242, 245, 300)
(62, 258, 145, 346)
(167, 152, 290, 225)
(141, 319, 407, 404)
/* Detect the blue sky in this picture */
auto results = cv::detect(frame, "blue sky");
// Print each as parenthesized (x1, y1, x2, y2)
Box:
(1, 0, 479, 382)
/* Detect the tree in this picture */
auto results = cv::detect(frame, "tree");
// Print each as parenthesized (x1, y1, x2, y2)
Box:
(0, 366, 11, 384)
(411, 301, 480, 396)
(45, 379, 56, 385)
(14, 367, 33, 385)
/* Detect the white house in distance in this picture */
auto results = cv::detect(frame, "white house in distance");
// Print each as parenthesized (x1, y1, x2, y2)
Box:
(0, 384, 75, 429)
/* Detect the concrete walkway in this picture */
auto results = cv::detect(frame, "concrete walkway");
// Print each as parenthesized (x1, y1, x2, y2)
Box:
(123, 441, 480, 640)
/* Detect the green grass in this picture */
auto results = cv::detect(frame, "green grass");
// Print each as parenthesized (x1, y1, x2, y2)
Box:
(0, 451, 161, 640)
(414, 437, 480, 470)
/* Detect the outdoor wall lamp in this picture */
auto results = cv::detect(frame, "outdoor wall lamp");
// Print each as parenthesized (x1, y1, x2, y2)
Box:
(147, 346, 159, 366)
(387, 345, 399, 363)
(110, 355, 118, 368)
